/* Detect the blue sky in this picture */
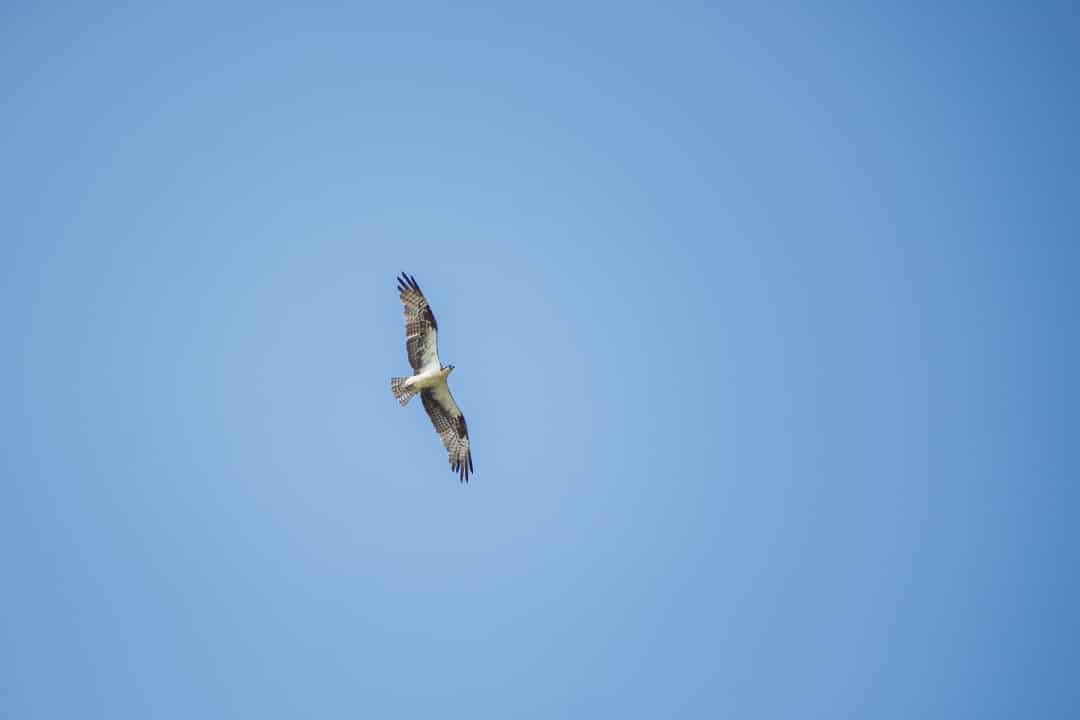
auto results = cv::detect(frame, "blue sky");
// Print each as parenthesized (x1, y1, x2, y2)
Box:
(2, 2, 1076, 717)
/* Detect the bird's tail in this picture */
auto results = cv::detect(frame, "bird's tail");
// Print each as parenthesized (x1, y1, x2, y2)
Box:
(390, 376, 416, 406)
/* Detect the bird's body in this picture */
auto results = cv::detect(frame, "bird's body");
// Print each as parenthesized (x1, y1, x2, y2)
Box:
(403, 366, 452, 392)
(390, 273, 474, 483)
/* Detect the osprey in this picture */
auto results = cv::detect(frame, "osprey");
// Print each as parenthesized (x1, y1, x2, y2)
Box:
(390, 272, 474, 483)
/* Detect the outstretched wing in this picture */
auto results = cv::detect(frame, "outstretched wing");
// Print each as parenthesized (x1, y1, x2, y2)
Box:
(397, 272, 440, 373)
(421, 384, 474, 483)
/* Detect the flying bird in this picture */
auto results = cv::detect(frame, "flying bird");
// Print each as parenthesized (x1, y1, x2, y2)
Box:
(390, 272, 474, 483)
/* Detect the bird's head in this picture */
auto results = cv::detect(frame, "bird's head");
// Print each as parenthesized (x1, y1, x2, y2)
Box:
(443, 364, 455, 375)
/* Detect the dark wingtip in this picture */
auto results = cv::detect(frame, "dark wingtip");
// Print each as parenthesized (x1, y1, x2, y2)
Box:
(396, 272, 425, 296)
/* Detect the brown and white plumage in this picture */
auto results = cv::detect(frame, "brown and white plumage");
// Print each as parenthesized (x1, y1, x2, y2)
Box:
(397, 273, 440, 374)
(421, 385, 473, 483)
(390, 273, 474, 483)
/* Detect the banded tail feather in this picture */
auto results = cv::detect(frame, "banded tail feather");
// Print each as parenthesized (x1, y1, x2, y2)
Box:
(390, 376, 416, 405)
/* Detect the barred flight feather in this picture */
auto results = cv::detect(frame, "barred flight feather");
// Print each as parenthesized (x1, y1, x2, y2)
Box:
(397, 273, 440, 373)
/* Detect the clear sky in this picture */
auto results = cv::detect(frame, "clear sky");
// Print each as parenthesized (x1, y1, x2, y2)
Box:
(2, 2, 1076, 718)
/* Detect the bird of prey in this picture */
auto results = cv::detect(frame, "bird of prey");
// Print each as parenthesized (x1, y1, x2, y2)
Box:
(390, 272, 474, 483)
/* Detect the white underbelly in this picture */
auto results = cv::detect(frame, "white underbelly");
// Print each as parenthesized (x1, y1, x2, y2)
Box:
(406, 369, 444, 390)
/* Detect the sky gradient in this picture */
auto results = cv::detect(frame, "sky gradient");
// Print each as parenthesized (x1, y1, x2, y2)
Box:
(3, 2, 1077, 718)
